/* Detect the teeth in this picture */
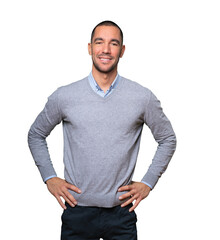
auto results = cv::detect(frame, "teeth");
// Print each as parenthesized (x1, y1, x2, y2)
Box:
(100, 58, 111, 62)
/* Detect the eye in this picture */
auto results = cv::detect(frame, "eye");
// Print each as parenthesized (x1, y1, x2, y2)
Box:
(111, 41, 120, 46)
(95, 41, 103, 45)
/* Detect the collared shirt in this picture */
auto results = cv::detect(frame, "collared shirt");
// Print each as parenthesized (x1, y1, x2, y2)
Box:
(88, 72, 120, 98)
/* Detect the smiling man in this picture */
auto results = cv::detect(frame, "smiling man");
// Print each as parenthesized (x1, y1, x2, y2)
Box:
(28, 21, 176, 240)
(88, 22, 125, 93)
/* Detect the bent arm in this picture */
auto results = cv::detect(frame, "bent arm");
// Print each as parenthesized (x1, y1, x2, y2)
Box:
(142, 91, 177, 189)
(28, 89, 62, 182)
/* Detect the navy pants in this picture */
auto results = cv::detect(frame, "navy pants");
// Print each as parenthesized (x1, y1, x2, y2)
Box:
(61, 203, 137, 240)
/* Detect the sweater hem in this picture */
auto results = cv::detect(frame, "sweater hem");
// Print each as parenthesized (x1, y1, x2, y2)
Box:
(68, 190, 129, 208)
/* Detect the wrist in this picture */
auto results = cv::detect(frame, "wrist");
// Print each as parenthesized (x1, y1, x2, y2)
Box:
(45, 176, 57, 184)
(141, 181, 152, 190)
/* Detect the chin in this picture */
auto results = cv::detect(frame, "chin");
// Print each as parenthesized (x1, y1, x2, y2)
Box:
(93, 62, 117, 74)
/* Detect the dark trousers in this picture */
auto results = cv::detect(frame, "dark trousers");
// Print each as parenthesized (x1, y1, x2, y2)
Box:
(61, 203, 137, 240)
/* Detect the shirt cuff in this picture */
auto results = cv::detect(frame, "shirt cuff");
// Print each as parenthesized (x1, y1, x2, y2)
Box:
(44, 175, 57, 183)
(141, 181, 153, 190)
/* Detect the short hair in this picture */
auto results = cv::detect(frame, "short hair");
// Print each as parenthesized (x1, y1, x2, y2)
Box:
(91, 20, 123, 45)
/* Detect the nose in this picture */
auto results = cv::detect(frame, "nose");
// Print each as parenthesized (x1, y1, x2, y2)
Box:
(102, 43, 111, 54)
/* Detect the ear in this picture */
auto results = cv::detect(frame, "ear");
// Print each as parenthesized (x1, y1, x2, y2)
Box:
(88, 43, 92, 55)
(120, 45, 125, 58)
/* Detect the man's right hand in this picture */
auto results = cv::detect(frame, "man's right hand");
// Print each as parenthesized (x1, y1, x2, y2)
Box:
(46, 177, 81, 209)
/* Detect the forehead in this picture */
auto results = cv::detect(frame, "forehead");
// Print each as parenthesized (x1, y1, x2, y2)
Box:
(92, 25, 121, 42)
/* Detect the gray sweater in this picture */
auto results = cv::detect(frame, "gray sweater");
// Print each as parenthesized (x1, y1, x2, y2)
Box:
(28, 76, 176, 207)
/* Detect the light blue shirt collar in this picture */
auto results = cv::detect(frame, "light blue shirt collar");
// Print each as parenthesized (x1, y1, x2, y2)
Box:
(88, 72, 120, 98)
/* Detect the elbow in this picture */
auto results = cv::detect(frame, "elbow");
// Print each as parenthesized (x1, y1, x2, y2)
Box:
(27, 127, 35, 148)
(167, 132, 177, 154)
(27, 126, 45, 148)
(158, 131, 177, 153)
(170, 132, 177, 151)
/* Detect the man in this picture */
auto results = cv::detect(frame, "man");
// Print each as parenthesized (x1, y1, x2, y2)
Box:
(28, 20, 176, 240)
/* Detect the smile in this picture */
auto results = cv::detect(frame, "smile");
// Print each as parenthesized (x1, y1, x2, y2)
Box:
(98, 55, 113, 63)
(100, 58, 111, 62)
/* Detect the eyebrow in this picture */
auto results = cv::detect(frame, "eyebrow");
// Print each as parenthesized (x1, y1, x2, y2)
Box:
(94, 38, 121, 45)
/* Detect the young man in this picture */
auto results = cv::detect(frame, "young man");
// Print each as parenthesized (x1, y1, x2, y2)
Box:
(28, 21, 176, 240)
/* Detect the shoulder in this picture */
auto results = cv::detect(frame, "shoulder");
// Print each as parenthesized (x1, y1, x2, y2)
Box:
(121, 77, 152, 101)
(57, 77, 87, 95)
(48, 77, 88, 106)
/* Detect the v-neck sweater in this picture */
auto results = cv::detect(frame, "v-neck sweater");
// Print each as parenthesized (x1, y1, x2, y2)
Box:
(28, 76, 176, 207)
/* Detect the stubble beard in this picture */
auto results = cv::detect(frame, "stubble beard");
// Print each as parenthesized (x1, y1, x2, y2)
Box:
(92, 57, 120, 74)
(93, 61, 117, 74)
(91, 48, 121, 74)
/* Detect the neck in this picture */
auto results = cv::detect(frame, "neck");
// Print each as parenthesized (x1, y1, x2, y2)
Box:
(92, 66, 118, 92)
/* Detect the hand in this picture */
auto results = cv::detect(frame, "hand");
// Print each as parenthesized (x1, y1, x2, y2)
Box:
(118, 181, 151, 212)
(46, 177, 81, 209)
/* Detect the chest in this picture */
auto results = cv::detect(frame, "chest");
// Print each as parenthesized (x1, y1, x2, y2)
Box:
(62, 96, 145, 134)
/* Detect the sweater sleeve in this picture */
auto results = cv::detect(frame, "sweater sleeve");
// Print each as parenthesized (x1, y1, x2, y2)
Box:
(142, 91, 177, 189)
(28, 89, 63, 182)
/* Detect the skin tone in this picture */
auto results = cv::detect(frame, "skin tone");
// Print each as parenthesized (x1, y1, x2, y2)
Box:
(88, 25, 125, 92)
(46, 25, 151, 212)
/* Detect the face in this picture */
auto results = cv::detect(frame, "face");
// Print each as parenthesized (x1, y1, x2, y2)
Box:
(88, 26, 125, 74)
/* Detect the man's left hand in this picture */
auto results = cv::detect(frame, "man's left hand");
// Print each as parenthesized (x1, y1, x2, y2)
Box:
(118, 181, 151, 212)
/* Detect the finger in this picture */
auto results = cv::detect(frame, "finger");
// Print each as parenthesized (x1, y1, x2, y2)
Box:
(119, 191, 134, 200)
(121, 195, 136, 207)
(64, 191, 78, 206)
(66, 183, 82, 194)
(55, 194, 67, 210)
(118, 185, 132, 192)
(129, 198, 141, 212)
(59, 188, 78, 206)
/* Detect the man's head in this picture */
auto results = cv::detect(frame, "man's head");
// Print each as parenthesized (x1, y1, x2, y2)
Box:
(88, 20, 125, 75)
(91, 20, 124, 46)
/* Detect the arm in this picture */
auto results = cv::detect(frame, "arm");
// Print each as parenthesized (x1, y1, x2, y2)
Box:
(28, 89, 81, 209)
(142, 91, 177, 187)
(119, 91, 177, 211)
(28, 90, 62, 181)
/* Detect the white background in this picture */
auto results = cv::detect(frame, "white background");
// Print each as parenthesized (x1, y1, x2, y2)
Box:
(1, 0, 219, 239)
